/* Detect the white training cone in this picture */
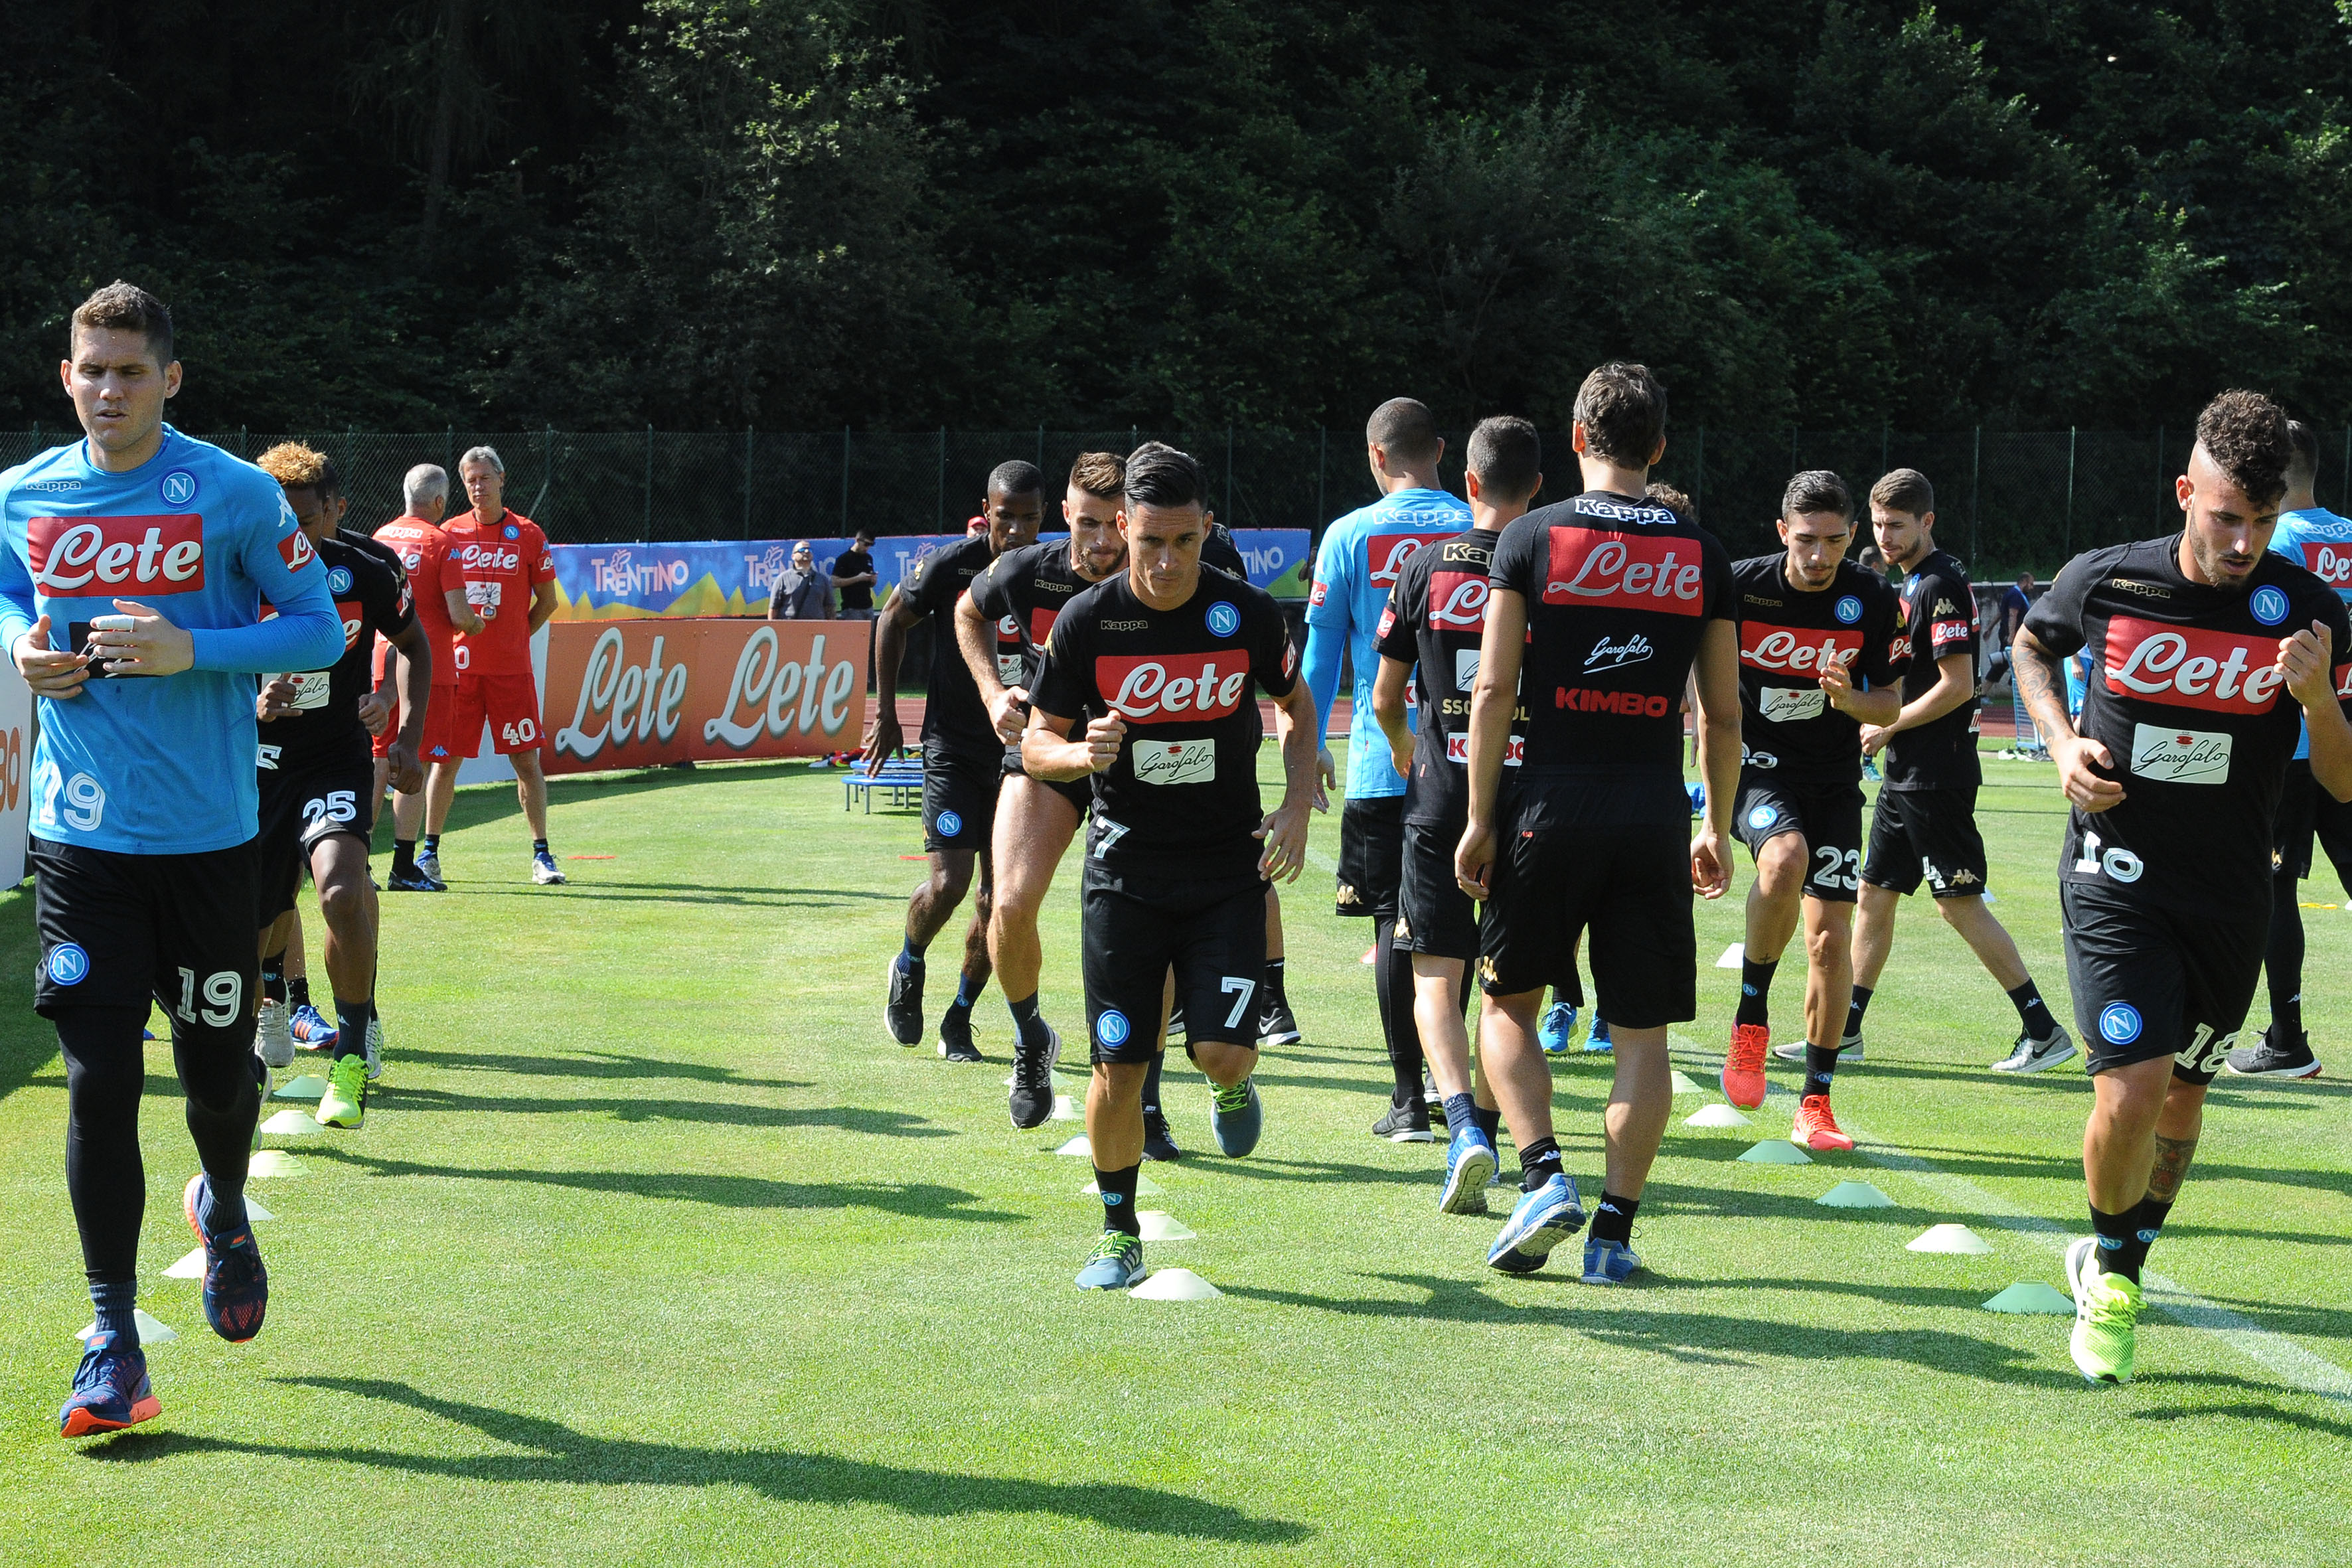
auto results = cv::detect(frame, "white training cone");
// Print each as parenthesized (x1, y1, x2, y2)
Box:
(1131, 1267, 1221, 1300)
(1002, 1074, 1016, 1088)
(163, 1247, 206, 1280)
(273, 1075, 328, 1101)
(1738, 1138, 1812, 1164)
(244, 1200, 274, 1223)
(1082, 1175, 1163, 1197)
(1907, 1223, 1994, 1255)
(260, 1109, 323, 1137)
(1137, 1211, 1196, 1241)
(248, 1150, 303, 1178)
(1054, 1134, 1093, 1158)
(1670, 1071, 1706, 1095)
(1982, 1281, 2073, 1314)
(1714, 943, 1745, 969)
(78, 1309, 177, 1345)
(1816, 1180, 1896, 1209)
(1050, 1094, 1081, 1122)
(1683, 1102, 1751, 1127)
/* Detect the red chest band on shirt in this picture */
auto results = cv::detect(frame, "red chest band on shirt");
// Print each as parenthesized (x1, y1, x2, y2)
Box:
(1097, 653, 1251, 721)
(2102, 614, 2288, 713)
(27, 514, 206, 595)
(1541, 530, 1704, 614)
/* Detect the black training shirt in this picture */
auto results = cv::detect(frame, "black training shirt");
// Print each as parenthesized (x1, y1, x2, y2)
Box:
(1882, 548, 1980, 790)
(1374, 528, 1524, 827)
(1731, 553, 1903, 784)
(972, 540, 1101, 692)
(262, 532, 415, 767)
(901, 533, 1010, 759)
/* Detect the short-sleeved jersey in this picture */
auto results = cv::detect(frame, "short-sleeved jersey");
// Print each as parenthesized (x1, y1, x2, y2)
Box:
(1307, 487, 1474, 798)
(1489, 491, 1733, 815)
(2024, 534, 2352, 917)
(1373, 527, 1524, 827)
(439, 510, 554, 678)
(0, 426, 341, 853)
(1202, 522, 1247, 578)
(262, 533, 415, 767)
(901, 532, 1008, 758)
(2269, 507, 2352, 759)
(1731, 554, 1903, 783)
(1881, 548, 1980, 790)
(1030, 566, 1297, 880)
(375, 514, 456, 687)
(972, 540, 1100, 691)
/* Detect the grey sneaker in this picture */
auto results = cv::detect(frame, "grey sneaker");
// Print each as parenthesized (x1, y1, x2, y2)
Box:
(1773, 1034, 1865, 1065)
(1991, 1026, 2076, 1075)
(362, 1015, 385, 1082)
(255, 998, 296, 1070)
(413, 850, 442, 884)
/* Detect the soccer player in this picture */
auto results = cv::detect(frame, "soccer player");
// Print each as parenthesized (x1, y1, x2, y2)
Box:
(1024, 443, 1318, 1289)
(1370, 415, 1539, 1201)
(3, 281, 344, 1435)
(377, 463, 457, 891)
(1304, 398, 1472, 1140)
(250, 443, 431, 1125)
(2011, 389, 2352, 1383)
(1846, 469, 2073, 1073)
(1719, 471, 1902, 1149)
(2231, 418, 2352, 1078)
(1455, 362, 1741, 1285)
(430, 446, 564, 884)
(867, 461, 1044, 1059)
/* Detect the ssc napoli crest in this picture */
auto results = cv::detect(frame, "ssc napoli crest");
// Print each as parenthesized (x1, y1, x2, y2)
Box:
(936, 809, 964, 838)
(2249, 585, 2289, 627)
(159, 469, 198, 507)
(1835, 595, 1863, 625)
(46, 943, 90, 985)
(1095, 1009, 1131, 1047)
(327, 566, 353, 595)
(1206, 601, 1240, 638)
(503, 523, 520, 540)
(2098, 1002, 2142, 1044)
(1747, 803, 1778, 830)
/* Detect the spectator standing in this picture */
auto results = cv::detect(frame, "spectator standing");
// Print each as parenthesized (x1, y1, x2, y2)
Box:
(767, 542, 834, 620)
(833, 530, 878, 620)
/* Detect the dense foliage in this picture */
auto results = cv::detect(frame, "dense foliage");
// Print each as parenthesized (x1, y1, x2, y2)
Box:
(5, 1, 2348, 433)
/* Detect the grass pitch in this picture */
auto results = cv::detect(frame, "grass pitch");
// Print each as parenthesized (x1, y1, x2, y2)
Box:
(0, 747, 2347, 1565)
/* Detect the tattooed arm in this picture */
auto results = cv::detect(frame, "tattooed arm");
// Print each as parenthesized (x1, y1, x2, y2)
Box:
(2017, 624, 2125, 815)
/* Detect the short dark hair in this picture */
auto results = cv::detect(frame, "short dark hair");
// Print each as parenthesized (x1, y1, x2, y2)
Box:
(1366, 398, 1441, 467)
(1572, 362, 1667, 468)
(1466, 416, 1541, 501)
(2286, 418, 2320, 489)
(987, 460, 1043, 499)
(256, 441, 342, 499)
(853, 528, 875, 544)
(1869, 468, 1934, 517)
(71, 280, 173, 368)
(1123, 442, 1206, 510)
(2195, 390, 2293, 507)
(1781, 469, 1852, 521)
(1068, 451, 1124, 500)
(1644, 482, 1696, 522)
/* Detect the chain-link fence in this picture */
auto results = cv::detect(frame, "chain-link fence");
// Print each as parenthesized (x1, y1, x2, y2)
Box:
(3, 425, 2345, 577)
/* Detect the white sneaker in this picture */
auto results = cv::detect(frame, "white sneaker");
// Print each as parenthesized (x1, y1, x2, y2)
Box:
(256, 998, 296, 1069)
(414, 850, 442, 883)
(1772, 1034, 1864, 1065)
(363, 1015, 386, 1082)
(531, 850, 567, 886)
(1991, 1026, 2076, 1074)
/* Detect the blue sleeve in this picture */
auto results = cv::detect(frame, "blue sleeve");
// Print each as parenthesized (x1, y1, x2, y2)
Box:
(1302, 522, 1353, 740)
(1302, 620, 1344, 744)
(0, 534, 35, 654)
(188, 486, 344, 674)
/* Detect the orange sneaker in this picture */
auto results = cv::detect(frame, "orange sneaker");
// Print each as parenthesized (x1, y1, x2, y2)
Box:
(1791, 1093, 1854, 1152)
(1722, 1023, 1770, 1108)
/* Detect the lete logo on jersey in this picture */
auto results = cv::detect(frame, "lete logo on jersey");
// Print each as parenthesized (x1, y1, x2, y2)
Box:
(27, 514, 207, 595)
(2102, 615, 2302, 714)
(1098, 654, 1253, 721)
(1427, 571, 1490, 630)
(1366, 532, 1454, 589)
(1541, 530, 1705, 614)
(2295, 542, 2352, 589)
(1739, 621, 1863, 676)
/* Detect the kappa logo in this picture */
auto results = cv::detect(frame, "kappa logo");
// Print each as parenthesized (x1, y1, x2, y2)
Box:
(1946, 868, 1982, 886)
(2109, 578, 2172, 599)
(1336, 882, 1362, 909)
(27, 514, 207, 596)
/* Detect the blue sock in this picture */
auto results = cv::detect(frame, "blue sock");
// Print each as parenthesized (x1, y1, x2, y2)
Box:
(200, 1176, 246, 1240)
(90, 1280, 138, 1347)
(334, 998, 374, 1062)
(1443, 1091, 1480, 1141)
(899, 936, 927, 971)
(950, 973, 985, 1013)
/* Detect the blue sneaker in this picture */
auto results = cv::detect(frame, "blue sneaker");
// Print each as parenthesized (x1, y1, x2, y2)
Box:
(58, 1331, 160, 1437)
(1539, 1000, 1579, 1056)
(181, 1173, 268, 1343)
(1583, 1015, 1613, 1054)
(1485, 1172, 1585, 1273)
(1075, 1230, 1146, 1289)
(1438, 1127, 1498, 1215)
(1208, 1077, 1263, 1157)
(289, 1003, 338, 1052)
(1582, 1236, 1644, 1285)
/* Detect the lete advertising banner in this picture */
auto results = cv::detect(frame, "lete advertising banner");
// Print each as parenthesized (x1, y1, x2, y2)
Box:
(542, 617, 871, 775)
(0, 659, 29, 886)
(550, 529, 1312, 621)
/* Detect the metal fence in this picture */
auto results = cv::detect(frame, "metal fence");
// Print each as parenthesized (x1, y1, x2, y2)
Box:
(5, 425, 2345, 577)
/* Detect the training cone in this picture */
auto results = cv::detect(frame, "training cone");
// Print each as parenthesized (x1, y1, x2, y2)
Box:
(1049, 1094, 1081, 1123)
(1982, 1281, 2073, 1314)
(244, 1200, 274, 1223)
(78, 1309, 176, 1346)
(1137, 1211, 1197, 1241)
(1082, 1175, 1163, 1197)
(1001, 1074, 1016, 1088)
(1816, 1180, 1896, 1208)
(1670, 1071, 1705, 1095)
(1054, 1134, 1092, 1158)
(1714, 943, 1745, 970)
(272, 1075, 328, 1101)
(1683, 1103, 1752, 1128)
(163, 1247, 206, 1280)
(259, 1109, 322, 1137)
(248, 1150, 303, 1179)
(1907, 1223, 1994, 1255)
(1131, 1267, 1221, 1301)
(1738, 1138, 1813, 1164)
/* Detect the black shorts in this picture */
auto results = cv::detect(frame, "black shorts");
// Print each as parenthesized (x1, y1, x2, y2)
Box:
(31, 838, 262, 1054)
(1478, 795, 1693, 1028)
(256, 744, 375, 924)
(998, 745, 1093, 817)
(2274, 759, 2352, 889)
(1334, 795, 1405, 919)
(2061, 880, 2265, 1084)
(1861, 786, 1990, 898)
(1399, 820, 1479, 959)
(922, 742, 1002, 855)
(1081, 861, 1267, 1062)
(1733, 775, 1864, 903)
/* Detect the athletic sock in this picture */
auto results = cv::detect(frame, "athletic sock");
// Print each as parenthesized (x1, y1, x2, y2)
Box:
(2090, 1203, 2144, 1283)
(532, 838, 550, 856)
(2009, 980, 2057, 1041)
(260, 955, 286, 1006)
(899, 935, 927, 971)
(1263, 956, 1289, 1007)
(287, 974, 310, 1012)
(392, 838, 417, 876)
(1803, 1044, 1840, 1100)
(1373, 915, 1422, 1099)
(1006, 992, 1045, 1048)
(2269, 868, 2305, 1038)
(1472, 1105, 1501, 1142)
(948, 972, 984, 1015)
(90, 1279, 139, 1347)
(2126, 1194, 2175, 1271)
(1845, 984, 1873, 1040)
(1141, 1052, 1165, 1117)
(420, 833, 439, 856)
(1735, 957, 1778, 1029)
(1095, 1162, 1142, 1237)
(1443, 1091, 1479, 1141)
(1519, 1136, 1563, 1192)
(1591, 1191, 1640, 1245)
(333, 999, 372, 1062)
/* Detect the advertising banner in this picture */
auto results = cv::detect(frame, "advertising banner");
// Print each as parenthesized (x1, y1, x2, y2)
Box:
(0, 661, 28, 886)
(550, 528, 1312, 621)
(541, 617, 871, 775)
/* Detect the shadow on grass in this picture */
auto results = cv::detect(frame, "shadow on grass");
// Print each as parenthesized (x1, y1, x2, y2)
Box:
(372, 1084, 951, 1136)
(2129, 1398, 2352, 1440)
(80, 1378, 1311, 1543)
(303, 1146, 1018, 1221)
(398, 1047, 811, 1090)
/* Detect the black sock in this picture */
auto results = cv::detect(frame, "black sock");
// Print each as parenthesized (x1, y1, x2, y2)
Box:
(90, 1278, 139, 1347)
(1095, 1162, 1142, 1236)
(2268, 868, 2305, 1038)
(2127, 1193, 2175, 1271)
(2090, 1203, 2145, 1283)
(421, 833, 439, 855)
(1473, 1105, 1501, 1142)
(533, 838, 550, 856)
(1803, 1044, 1840, 1099)
(333, 998, 373, 1062)
(1142, 1052, 1165, 1116)
(2009, 980, 2057, 1041)
(261, 955, 286, 1006)
(1007, 992, 1044, 1046)
(1264, 957, 1288, 1006)
(1374, 915, 1422, 1099)
(1845, 984, 1873, 1040)
(1520, 1136, 1563, 1192)
(1591, 1190, 1640, 1244)
(1736, 957, 1778, 1029)
(392, 838, 417, 876)
(287, 975, 310, 1011)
